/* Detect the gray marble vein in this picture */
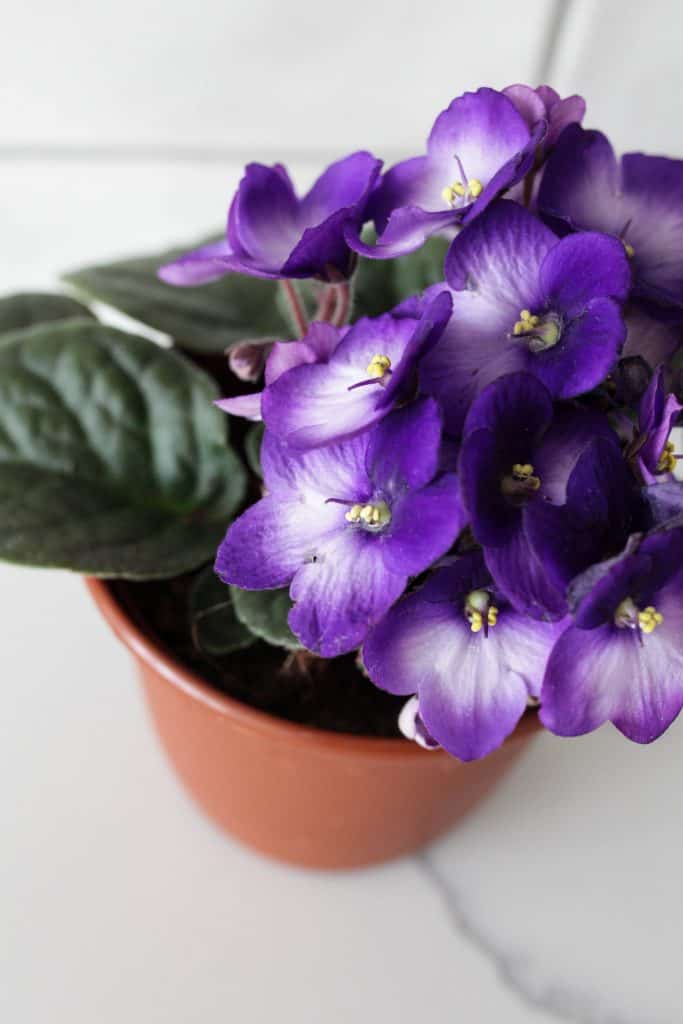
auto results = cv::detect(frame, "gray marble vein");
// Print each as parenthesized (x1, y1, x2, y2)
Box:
(416, 852, 633, 1024)
(413, 723, 683, 1024)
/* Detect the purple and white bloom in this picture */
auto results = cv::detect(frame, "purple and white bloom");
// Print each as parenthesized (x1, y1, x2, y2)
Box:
(635, 365, 682, 483)
(458, 372, 631, 619)
(158, 152, 382, 285)
(420, 200, 631, 435)
(215, 399, 465, 656)
(217, 322, 343, 422)
(398, 696, 440, 750)
(645, 480, 683, 528)
(227, 340, 273, 383)
(503, 84, 586, 155)
(610, 355, 652, 409)
(539, 125, 683, 311)
(344, 88, 544, 261)
(261, 292, 452, 448)
(622, 304, 682, 370)
(540, 528, 683, 743)
(363, 552, 563, 760)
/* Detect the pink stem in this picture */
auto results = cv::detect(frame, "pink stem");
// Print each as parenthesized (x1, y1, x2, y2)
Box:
(332, 282, 351, 327)
(280, 280, 308, 338)
(315, 284, 338, 323)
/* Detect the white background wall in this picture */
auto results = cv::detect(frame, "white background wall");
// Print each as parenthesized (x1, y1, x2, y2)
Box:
(2, 0, 558, 156)
(3, 0, 683, 160)
(2, 0, 683, 293)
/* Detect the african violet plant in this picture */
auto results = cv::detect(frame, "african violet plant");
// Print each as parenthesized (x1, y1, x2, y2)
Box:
(4, 85, 683, 762)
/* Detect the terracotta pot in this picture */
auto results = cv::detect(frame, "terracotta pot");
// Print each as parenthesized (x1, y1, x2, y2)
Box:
(87, 578, 541, 870)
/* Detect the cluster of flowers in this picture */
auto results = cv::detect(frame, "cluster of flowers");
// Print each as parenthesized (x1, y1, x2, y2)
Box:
(162, 86, 683, 761)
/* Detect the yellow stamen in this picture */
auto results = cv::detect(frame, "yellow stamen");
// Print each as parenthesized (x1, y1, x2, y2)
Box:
(469, 609, 484, 633)
(513, 309, 540, 336)
(657, 440, 677, 474)
(442, 178, 483, 207)
(365, 353, 392, 379)
(638, 606, 664, 635)
(346, 501, 391, 528)
(512, 463, 541, 490)
(465, 589, 499, 633)
(512, 309, 562, 350)
(623, 240, 635, 259)
(615, 597, 664, 634)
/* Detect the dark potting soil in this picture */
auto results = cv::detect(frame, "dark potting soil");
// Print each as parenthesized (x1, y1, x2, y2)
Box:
(111, 572, 405, 738)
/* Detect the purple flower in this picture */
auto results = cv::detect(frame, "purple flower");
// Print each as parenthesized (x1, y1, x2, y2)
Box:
(227, 340, 273, 383)
(635, 366, 682, 483)
(611, 303, 682, 408)
(503, 84, 586, 154)
(458, 372, 635, 619)
(216, 321, 343, 422)
(645, 480, 683, 528)
(420, 200, 631, 435)
(363, 552, 563, 760)
(539, 125, 683, 311)
(158, 152, 382, 285)
(215, 399, 465, 656)
(622, 304, 682, 370)
(261, 292, 452, 448)
(344, 88, 544, 260)
(540, 528, 683, 743)
(397, 696, 440, 750)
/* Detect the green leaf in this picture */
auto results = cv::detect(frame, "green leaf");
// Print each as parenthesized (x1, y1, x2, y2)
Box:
(353, 235, 449, 320)
(189, 565, 255, 655)
(0, 292, 95, 335)
(244, 421, 265, 479)
(230, 585, 300, 649)
(0, 320, 246, 577)
(61, 227, 449, 356)
(63, 242, 289, 354)
(352, 256, 397, 320)
(391, 236, 450, 299)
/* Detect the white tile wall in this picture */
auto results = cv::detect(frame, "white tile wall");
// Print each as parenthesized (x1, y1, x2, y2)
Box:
(4, 2, 680, 162)
(3, 0, 558, 157)
(548, 0, 683, 154)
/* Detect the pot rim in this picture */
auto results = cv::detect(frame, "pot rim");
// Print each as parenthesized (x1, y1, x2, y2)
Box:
(86, 577, 541, 761)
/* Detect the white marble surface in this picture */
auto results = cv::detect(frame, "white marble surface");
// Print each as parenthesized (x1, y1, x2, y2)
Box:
(2, 157, 683, 1024)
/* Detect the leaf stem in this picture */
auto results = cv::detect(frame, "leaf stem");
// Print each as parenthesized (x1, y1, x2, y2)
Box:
(332, 282, 351, 327)
(280, 280, 308, 338)
(315, 284, 338, 323)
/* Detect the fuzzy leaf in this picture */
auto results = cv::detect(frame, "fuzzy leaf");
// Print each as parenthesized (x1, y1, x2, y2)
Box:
(0, 292, 94, 335)
(353, 234, 449, 320)
(244, 421, 265, 479)
(63, 243, 289, 354)
(230, 585, 300, 649)
(391, 236, 450, 298)
(0, 320, 246, 577)
(63, 229, 450, 355)
(189, 565, 255, 655)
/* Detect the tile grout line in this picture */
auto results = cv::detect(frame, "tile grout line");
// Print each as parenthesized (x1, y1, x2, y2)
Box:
(0, 143, 408, 166)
